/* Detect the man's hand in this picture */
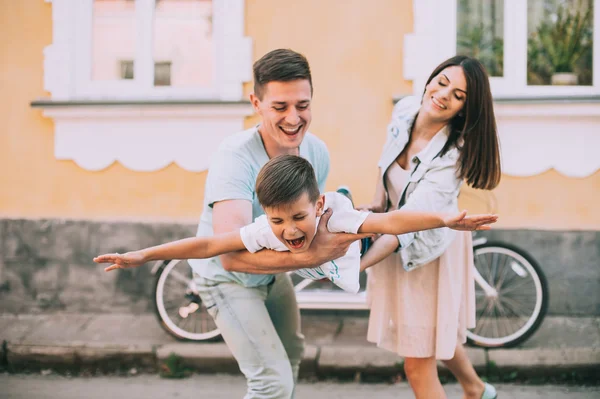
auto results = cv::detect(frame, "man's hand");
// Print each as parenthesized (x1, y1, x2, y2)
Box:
(94, 251, 147, 272)
(305, 209, 373, 266)
(444, 210, 498, 231)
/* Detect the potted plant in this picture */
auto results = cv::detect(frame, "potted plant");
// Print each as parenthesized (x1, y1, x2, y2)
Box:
(530, 4, 592, 86)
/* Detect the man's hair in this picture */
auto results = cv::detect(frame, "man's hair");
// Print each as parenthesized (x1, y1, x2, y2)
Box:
(253, 49, 313, 100)
(256, 155, 320, 208)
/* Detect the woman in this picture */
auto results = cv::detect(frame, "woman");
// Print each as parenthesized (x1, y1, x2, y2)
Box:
(359, 56, 501, 399)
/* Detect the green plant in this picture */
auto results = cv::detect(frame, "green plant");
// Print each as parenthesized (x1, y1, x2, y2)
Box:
(457, 23, 504, 76)
(159, 353, 191, 379)
(530, 3, 592, 74)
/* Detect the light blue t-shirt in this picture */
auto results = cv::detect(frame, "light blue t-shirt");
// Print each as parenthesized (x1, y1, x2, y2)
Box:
(189, 126, 330, 287)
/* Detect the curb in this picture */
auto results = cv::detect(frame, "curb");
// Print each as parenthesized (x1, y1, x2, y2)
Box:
(3, 341, 599, 379)
(4, 342, 156, 373)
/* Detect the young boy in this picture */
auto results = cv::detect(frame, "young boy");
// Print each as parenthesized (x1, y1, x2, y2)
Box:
(95, 155, 497, 293)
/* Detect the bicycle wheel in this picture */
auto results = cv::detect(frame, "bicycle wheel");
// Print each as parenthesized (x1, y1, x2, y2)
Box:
(153, 259, 221, 341)
(467, 242, 548, 348)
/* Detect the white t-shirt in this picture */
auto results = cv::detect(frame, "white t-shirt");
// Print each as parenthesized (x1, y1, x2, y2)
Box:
(239, 192, 369, 293)
(189, 126, 330, 288)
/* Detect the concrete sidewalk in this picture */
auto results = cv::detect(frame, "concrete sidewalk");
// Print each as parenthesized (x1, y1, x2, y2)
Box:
(1, 313, 599, 380)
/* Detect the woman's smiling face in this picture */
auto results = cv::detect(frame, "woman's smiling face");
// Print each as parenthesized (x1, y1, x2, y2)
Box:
(421, 66, 467, 123)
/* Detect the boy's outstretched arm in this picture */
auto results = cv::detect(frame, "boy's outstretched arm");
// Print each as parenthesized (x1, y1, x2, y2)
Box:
(94, 231, 245, 272)
(358, 209, 498, 236)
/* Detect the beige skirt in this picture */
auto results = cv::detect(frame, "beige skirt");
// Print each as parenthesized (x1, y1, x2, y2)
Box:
(366, 231, 476, 360)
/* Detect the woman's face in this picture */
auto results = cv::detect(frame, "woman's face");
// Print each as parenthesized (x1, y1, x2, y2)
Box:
(421, 66, 467, 123)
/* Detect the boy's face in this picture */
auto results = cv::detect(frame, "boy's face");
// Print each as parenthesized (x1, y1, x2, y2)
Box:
(264, 193, 325, 253)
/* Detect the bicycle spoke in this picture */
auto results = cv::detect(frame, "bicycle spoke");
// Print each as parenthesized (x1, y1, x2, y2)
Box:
(499, 279, 536, 296)
(500, 295, 535, 318)
(480, 253, 494, 285)
(495, 253, 511, 291)
(494, 299, 517, 336)
(475, 299, 496, 336)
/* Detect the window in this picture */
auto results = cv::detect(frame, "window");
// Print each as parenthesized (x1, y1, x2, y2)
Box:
(457, 0, 504, 78)
(92, 0, 136, 82)
(153, 0, 212, 87)
(120, 60, 135, 80)
(404, 0, 600, 97)
(44, 0, 252, 101)
(154, 61, 172, 86)
(527, 0, 593, 86)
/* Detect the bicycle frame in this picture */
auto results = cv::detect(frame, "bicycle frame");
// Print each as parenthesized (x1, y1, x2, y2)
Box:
(293, 235, 494, 310)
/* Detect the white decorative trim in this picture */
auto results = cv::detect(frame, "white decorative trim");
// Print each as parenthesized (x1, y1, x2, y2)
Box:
(44, 0, 76, 100)
(42, 103, 254, 172)
(214, 0, 253, 100)
(496, 102, 600, 178)
(404, 0, 457, 97)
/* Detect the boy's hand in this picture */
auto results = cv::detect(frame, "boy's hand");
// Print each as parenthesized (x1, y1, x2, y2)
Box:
(94, 251, 147, 272)
(444, 210, 498, 231)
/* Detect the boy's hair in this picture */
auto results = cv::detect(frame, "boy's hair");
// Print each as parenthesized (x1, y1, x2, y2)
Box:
(256, 155, 320, 208)
(253, 49, 313, 100)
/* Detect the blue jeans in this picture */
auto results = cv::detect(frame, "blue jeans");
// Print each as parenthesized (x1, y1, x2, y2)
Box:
(197, 273, 305, 399)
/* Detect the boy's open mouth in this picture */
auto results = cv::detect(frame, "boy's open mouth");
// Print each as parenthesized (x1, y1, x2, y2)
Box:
(285, 236, 306, 249)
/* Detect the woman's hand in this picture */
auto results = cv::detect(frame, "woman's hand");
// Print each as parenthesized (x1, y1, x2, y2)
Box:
(444, 210, 498, 231)
(94, 251, 147, 272)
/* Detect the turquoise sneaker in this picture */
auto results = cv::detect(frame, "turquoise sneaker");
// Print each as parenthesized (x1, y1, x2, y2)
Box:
(481, 383, 497, 399)
(336, 186, 354, 205)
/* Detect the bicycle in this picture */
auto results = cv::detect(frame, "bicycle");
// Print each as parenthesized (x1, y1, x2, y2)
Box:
(467, 235, 549, 348)
(151, 234, 548, 348)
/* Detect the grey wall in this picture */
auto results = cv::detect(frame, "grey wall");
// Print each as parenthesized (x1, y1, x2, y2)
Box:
(475, 229, 600, 316)
(0, 218, 195, 314)
(0, 218, 598, 316)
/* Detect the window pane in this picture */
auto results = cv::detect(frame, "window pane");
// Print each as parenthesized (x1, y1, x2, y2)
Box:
(528, 0, 593, 86)
(153, 0, 213, 87)
(92, 0, 136, 81)
(457, 0, 504, 77)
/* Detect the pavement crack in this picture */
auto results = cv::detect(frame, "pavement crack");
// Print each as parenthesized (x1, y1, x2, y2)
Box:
(76, 315, 94, 333)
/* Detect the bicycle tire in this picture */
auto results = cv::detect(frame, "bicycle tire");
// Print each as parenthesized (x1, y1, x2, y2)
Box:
(153, 259, 222, 342)
(467, 241, 549, 348)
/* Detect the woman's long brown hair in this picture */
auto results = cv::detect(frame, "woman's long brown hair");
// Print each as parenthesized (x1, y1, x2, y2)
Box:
(423, 55, 502, 190)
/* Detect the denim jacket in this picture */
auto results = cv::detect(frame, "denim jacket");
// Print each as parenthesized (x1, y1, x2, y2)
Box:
(377, 96, 462, 271)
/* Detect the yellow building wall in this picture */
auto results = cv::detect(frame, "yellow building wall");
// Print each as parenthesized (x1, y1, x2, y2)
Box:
(0, 0, 598, 231)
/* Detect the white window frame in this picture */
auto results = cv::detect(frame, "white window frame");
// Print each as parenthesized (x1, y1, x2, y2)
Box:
(404, 0, 600, 98)
(45, 0, 252, 101)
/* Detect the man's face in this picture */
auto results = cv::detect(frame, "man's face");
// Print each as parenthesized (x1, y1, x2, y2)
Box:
(250, 79, 312, 156)
(264, 193, 325, 253)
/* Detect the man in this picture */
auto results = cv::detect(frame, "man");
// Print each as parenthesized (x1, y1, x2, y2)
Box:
(189, 49, 369, 399)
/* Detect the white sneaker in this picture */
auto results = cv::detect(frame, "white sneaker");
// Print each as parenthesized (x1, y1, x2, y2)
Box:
(481, 383, 497, 399)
